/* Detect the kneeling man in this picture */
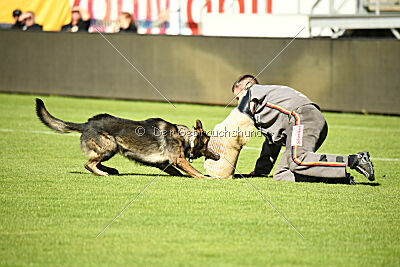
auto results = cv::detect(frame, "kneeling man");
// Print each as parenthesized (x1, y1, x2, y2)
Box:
(231, 74, 374, 184)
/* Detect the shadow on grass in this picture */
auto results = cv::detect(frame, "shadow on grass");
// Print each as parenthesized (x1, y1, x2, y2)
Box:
(69, 171, 190, 178)
(233, 174, 270, 179)
(356, 182, 381, 186)
(70, 171, 381, 185)
(118, 173, 191, 178)
(233, 174, 381, 186)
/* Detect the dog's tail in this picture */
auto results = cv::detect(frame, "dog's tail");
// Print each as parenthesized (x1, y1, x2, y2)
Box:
(36, 98, 85, 133)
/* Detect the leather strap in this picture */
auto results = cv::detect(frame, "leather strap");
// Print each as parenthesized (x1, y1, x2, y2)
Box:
(237, 89, 256, 118)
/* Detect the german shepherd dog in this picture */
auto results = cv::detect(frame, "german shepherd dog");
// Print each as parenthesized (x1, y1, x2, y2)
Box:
(35, 99, 219, 179)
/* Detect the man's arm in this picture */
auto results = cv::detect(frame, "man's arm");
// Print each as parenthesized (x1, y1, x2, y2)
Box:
(251, 138, 281, 176)
(237, 89, 280, 176)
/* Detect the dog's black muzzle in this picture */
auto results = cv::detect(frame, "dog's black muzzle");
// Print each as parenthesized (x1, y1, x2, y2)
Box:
(205, 146, 220, 161)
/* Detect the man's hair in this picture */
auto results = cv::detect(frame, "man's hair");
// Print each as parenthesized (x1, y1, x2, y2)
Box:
(25, 11, 35, 18)
(231, 74, 259, 92)
(13, 9, 22, 17)
(121, 12, 133, 21)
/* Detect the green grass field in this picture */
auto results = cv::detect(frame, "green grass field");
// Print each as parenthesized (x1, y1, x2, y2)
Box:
(1, 93, 399, 266)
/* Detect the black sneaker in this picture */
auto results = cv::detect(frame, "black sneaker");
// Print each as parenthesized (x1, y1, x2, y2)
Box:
(348, 151, 375, 181)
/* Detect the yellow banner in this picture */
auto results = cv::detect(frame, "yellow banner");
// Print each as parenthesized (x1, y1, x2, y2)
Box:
(0, 0, 71, 31)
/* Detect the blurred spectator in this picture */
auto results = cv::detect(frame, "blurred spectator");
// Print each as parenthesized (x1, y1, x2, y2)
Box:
(119, 12, 137, 33)
(61, 6, 90, 32)
(19, 11, 42, 31)
(11, 9, 23, 30)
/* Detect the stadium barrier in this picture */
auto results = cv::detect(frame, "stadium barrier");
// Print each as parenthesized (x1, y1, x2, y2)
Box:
(0, 30, 399, 114)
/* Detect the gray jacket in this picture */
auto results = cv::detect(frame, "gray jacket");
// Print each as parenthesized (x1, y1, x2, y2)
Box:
(247, 84, 315, 145)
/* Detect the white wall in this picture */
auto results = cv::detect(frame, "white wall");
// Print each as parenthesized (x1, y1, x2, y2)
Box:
(71, 0, 359, 36)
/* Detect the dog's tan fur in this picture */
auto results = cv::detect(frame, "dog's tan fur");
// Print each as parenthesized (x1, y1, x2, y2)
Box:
(36, 99, 219, 179)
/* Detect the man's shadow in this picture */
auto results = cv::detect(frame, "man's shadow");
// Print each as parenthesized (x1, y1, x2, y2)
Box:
(356, 182, 381, 186)
(234, 174, 380, 186)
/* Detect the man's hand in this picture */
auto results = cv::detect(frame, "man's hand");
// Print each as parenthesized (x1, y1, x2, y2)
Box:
(72, 6, 90, 21)
(18, 12, 29, 22)
(78, 7, 90, 21)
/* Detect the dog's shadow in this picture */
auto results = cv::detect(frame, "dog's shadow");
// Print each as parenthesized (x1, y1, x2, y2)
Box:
(69, 171, 191, 178)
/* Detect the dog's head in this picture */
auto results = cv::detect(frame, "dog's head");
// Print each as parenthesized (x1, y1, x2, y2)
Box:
(189, 120, 220, 161)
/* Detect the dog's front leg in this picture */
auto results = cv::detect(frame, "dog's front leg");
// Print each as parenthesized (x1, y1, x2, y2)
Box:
(173, 158, 213, 180)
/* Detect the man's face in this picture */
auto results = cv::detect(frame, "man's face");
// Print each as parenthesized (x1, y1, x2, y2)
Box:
(119, 15, 130, 29)
(24, 13, 35, 27)
(72, 11, 81, 21)
(233, 78, 253, 102)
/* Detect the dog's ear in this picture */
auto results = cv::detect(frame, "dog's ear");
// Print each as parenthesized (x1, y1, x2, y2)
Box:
(195, 120, 203, 132)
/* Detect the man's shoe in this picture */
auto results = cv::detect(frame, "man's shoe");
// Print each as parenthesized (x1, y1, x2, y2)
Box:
(346, 173, 356, 185)
(348, 151, 375, 181)
(245, 171, 268, 177)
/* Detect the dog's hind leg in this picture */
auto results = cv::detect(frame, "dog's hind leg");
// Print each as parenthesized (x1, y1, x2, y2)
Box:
(97, 163, 119, 175)
(81, 134, 118, 176)
(85, 158, 110, 176)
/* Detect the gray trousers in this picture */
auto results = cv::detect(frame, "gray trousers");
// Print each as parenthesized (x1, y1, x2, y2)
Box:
(256, 105, 348, 182)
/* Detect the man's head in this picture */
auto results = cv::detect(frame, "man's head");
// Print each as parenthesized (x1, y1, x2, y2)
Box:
(119, 12, 133, 30)
(22, 11, 35, 27)
(232, 74, 259, 101)
(71, 6, 82, 23)
(12, 9, 22, 23)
